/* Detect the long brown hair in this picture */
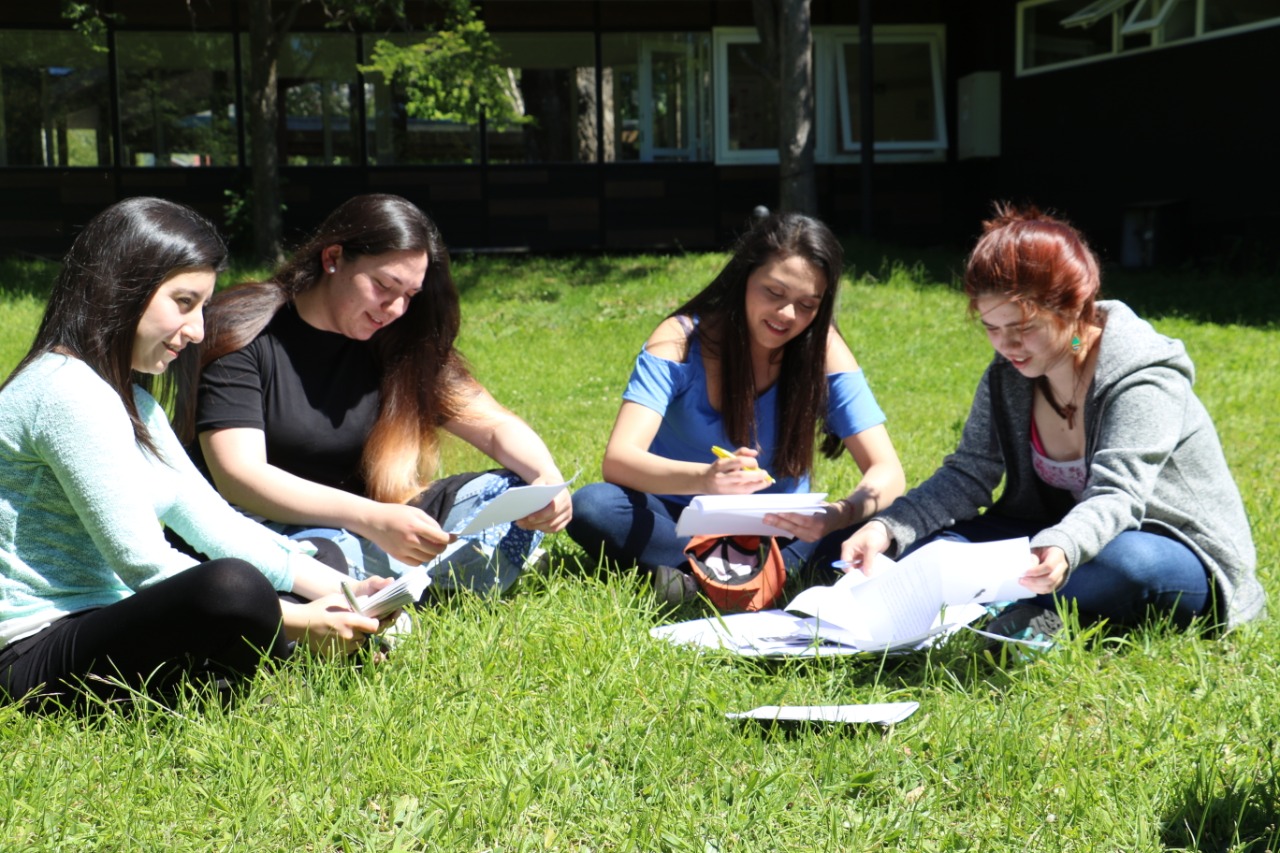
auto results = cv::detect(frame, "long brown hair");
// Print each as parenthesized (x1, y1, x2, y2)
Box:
(177, 194, 472, 503)
(672, 212, 845, 479)
(9, 197, 227, 458)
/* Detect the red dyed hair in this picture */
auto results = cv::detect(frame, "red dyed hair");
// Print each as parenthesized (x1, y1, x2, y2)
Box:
(964, 203, 1101, 334)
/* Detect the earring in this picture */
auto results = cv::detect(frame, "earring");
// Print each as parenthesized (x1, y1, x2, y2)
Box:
(1071, 335, 1081, 353)
(328, 266, 336, 274)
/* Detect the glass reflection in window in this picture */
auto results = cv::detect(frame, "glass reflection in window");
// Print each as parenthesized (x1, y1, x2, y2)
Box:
(117, 32, 238, 167)
(486, 33, 597, 164)
(0, 30, 111, 167)
(600, 33, 711, 162)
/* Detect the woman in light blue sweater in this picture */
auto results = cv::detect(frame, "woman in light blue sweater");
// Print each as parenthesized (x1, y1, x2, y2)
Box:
(0, 198, 393, 712)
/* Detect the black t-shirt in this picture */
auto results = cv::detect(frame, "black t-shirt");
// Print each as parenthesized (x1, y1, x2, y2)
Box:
(196, 303, 381, 496)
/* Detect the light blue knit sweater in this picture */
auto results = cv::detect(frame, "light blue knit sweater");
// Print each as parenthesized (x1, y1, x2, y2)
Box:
(0, 354, 309, 646)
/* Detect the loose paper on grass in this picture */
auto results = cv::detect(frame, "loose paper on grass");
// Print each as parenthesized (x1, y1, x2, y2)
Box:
(652, 538, 1035, 656)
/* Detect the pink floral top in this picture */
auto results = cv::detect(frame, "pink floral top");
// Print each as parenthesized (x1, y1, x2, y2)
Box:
(1030, 418, 1088, 500)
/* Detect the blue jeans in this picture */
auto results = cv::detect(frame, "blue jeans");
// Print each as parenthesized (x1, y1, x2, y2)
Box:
(279, 471, 542, 596)
(567, 481, 817, 574)
(917, 515, 1212, 628)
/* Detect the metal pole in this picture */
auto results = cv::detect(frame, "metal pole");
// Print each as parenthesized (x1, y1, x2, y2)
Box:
(859, 0, 874, 236)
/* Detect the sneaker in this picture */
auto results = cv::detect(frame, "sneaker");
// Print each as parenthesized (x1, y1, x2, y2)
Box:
(983, 602, 1063, 647)
(649, 565, 700, 607)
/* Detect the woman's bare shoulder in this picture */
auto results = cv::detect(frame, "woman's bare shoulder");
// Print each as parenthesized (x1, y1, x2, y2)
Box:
(643, 315, 694, 362)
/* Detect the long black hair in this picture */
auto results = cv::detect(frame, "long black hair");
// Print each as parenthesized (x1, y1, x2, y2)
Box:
(180, 193, 471, 503)
(6, 196, 227, 457)
(673, 212, 845, 479)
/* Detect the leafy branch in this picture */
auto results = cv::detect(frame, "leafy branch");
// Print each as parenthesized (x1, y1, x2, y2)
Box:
(359, 6, 530, 131)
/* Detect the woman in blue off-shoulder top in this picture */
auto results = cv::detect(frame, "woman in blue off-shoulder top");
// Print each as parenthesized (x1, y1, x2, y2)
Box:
(567, 213, 905, 602)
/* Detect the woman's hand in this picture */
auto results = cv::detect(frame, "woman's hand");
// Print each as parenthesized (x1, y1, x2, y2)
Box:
(701, 447, 773, 495)
(281, 595, 383, 657)
(516, 486, 573, 533)
(1023, 546, 1069, 594)
(364, 503, 454, 566)
(763, 500, 849, 543)
(838, 519, 893, 577)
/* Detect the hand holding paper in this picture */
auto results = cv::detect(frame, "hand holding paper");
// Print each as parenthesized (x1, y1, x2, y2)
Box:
(675, 493, 828, 537)
(344, 567, 432, 618)
(454, 481, 573, 535)
(788, 538, 1036, 648)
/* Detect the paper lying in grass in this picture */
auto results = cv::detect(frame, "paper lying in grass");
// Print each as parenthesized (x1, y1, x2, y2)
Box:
(351, 566, 432, 618)
(674, 492, 828, 537)
(455, 481, 572, 535)
(727, 702, 920, 725)
(651, 538, 1035, 657)
(650, 605, 985, 657)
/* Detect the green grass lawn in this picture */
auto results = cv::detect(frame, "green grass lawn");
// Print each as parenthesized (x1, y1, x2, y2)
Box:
(0, 248, 1277, 851)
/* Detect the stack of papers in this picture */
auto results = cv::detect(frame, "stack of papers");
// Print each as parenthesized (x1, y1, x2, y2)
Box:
(351, 567, 432, 618)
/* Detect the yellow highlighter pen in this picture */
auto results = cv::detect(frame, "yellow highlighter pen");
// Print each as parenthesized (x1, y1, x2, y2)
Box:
(711, 445, 776, 485)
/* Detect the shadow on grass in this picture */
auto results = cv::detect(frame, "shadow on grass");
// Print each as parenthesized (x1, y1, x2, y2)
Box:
(451, 251, 676, 297)
(7, 243, 1278, 328)
(0, 257, 60, 300)
(1161, 750, 1280, 852)
(840, 234, 1280, 330)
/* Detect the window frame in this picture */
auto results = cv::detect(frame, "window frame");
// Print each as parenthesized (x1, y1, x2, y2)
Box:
(713, 25, 948, 166)
(1120, 0, 1185, 36)
(815, 25, 948, 164)
(1017, 0, 1280, 75)
(712, 27, 778, 165)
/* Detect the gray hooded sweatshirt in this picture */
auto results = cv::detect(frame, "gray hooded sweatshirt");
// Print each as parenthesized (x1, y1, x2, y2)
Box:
(876, 300, 1265, 629)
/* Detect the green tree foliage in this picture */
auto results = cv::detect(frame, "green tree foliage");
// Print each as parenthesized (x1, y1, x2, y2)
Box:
(360, 4, 529, 131)
(58, 0, 516, 262)
(60, 1, 116, 51)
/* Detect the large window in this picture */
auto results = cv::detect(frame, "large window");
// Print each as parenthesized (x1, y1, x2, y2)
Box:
(362, 33, 482, 166)
(1018, 0, 1280, 74)
(249, 33, 360, 165)
(714, 26, 947, 165)
(116, 32, 238, 167)
(713, 30, 779, 163)
(599, 33, 712, 162)
(0, 30, 111, 167)
(816, 27, 947, 162)
(486, 33, 597, 164)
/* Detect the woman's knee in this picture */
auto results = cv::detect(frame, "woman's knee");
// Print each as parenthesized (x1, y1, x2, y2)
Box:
(187, 559, 281, 626)
(1089, 531, 1201, 589)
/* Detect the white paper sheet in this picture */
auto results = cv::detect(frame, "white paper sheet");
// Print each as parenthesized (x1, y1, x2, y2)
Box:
(674, 492, 828, 537)
(454, 481, 571, 535)
(726, 702, 920, 725)
(648, 603, 987, 657)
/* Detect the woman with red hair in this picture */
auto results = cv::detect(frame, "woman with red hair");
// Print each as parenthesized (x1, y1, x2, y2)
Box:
(836, 203, 1264, 636)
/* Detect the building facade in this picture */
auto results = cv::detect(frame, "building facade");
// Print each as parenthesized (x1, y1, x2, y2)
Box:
(1, 0, 1276, 263)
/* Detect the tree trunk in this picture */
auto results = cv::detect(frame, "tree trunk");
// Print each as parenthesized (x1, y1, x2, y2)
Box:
(248, 0, 285, 265)
(777, 0, 816, 215)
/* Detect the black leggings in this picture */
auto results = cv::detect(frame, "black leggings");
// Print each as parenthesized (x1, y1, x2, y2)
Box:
(0, 559, 290, 713)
